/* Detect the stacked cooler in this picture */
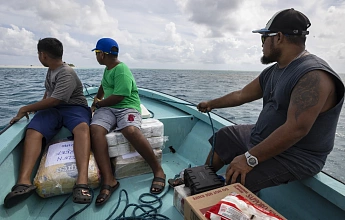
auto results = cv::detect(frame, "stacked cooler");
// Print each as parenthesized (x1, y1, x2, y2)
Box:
(106, 118, 166, 179)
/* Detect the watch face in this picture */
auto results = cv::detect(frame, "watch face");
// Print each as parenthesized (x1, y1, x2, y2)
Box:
(249, 157, 257, 165)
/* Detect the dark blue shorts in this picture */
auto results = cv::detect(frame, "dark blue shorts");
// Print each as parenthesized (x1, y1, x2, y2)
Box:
(27, 104, 91, 142)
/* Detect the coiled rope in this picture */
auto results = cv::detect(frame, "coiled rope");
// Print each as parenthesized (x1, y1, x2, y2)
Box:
(105, 187, 172, 220)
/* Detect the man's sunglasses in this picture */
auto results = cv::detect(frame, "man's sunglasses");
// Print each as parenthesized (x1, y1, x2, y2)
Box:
(261, 33, 278, 44)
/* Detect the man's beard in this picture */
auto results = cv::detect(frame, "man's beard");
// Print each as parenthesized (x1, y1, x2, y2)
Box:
(261, 42, 282, 64)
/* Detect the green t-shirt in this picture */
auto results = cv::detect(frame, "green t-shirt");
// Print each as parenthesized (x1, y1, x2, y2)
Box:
(101, 63, 141, 113)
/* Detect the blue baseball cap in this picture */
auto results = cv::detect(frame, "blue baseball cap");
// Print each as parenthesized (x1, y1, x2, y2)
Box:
(92, 38, 119, 55)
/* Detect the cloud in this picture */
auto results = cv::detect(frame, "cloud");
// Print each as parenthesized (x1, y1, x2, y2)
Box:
(0, 25, 36, 56)
(0, 0, 344, 71)
(176, 0, 243, 37)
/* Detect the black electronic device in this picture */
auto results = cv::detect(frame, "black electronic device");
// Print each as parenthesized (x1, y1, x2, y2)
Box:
(184, 165, 224, 195)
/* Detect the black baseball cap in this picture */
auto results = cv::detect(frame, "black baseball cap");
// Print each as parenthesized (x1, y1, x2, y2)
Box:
(252, 8, 311, 35)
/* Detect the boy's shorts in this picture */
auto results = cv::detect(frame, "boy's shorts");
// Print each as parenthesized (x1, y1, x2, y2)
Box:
(27, 104, 91, 142)
(91, 107, 142, 132)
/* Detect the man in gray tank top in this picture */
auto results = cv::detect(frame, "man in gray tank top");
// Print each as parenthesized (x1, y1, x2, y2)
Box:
(197, 8, 344, 193)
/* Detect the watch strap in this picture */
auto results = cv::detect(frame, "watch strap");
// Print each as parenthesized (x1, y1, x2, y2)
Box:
(245, 151, 258, 167)
(95, 102, 100, 109)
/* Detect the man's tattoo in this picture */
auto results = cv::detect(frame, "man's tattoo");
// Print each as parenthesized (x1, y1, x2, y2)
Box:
(291, 72, 320, 120)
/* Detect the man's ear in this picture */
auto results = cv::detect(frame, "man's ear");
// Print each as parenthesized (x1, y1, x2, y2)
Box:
(41, 52, 47, 59)
(276, 32, 285, 44)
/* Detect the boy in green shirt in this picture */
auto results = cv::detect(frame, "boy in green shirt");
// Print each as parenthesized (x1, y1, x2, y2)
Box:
(90, 38, 166, 206)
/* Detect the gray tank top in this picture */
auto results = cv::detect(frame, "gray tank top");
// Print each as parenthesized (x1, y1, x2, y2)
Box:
(251, 54, 344, 179)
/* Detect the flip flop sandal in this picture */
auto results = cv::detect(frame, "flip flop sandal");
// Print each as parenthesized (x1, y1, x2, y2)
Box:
(168, 177, 184, 188)
(150, 175, 166, 194)
(4, 184, 37, 208)
(95, 182, 120, 206)
(73, 184, 92, 204)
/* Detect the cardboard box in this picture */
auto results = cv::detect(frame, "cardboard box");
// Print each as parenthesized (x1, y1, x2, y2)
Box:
(184, 183, 286, 220)
(173, 184, 191, 216)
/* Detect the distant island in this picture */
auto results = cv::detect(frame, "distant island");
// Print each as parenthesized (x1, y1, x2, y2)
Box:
(63, 62, 75, 67)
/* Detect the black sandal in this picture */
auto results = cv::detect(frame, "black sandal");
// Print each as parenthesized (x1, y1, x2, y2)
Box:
(4, 184, 37, 208)
(150, 175, 166, 194)
(95, 182, 120, 206)
(73, 184, 92, 204)
(168, 177, 184, 187)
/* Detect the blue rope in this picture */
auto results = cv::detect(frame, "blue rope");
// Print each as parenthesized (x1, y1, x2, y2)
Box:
(148, 109, 155, 118)
(83, 83, 98, 99)
(207, 111, 216, 166)
(49, 188, 94, 220)
(105, 187, 172, 220)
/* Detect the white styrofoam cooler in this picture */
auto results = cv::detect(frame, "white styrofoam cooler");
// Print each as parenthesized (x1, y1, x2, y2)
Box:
(106, 118, 166, 158)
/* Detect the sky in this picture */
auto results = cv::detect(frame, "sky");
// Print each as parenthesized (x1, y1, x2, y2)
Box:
(0, 0, 345, 72)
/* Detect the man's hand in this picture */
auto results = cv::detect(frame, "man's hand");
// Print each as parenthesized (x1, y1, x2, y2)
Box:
(10, 107, 30, 124)
(197, 101, 212, 112)
(225, 154, 253, 186)
(91, 105, 97, 113)
(91, 97, 101, 112)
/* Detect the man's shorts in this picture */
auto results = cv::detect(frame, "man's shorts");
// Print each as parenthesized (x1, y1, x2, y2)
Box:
(211, 124, 297, 193)
(91, 107, 142, 132)
(27, 104, 91, 142)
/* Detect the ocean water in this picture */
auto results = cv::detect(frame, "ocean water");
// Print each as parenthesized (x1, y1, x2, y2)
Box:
(0, 68, 344, 183)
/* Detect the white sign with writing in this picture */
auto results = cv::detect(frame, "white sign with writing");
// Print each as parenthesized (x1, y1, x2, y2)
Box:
(45, 141, 75, 167)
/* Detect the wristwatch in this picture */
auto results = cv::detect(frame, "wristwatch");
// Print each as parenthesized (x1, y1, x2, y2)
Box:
(245, 151, 258, 167)
(95, 102, 100, 109)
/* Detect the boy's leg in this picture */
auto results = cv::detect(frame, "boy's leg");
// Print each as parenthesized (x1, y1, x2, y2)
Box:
(90, 108, 119, 204)
(4, 129, 43, 208)
(115, 108, 165, 193)
(4, 109, 62, 208)
(121, 125, 165, 193)
(72, 122, 91, 185)
(61, 105, 93, 204)
(60, 105, 92, 186)
(17, 129, 44, 184)
(90, 124, 118, 187)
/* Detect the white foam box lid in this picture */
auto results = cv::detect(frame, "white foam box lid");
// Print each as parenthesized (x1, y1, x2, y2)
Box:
(106, 118, 164, 146)
(108, 136, 165, 158)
